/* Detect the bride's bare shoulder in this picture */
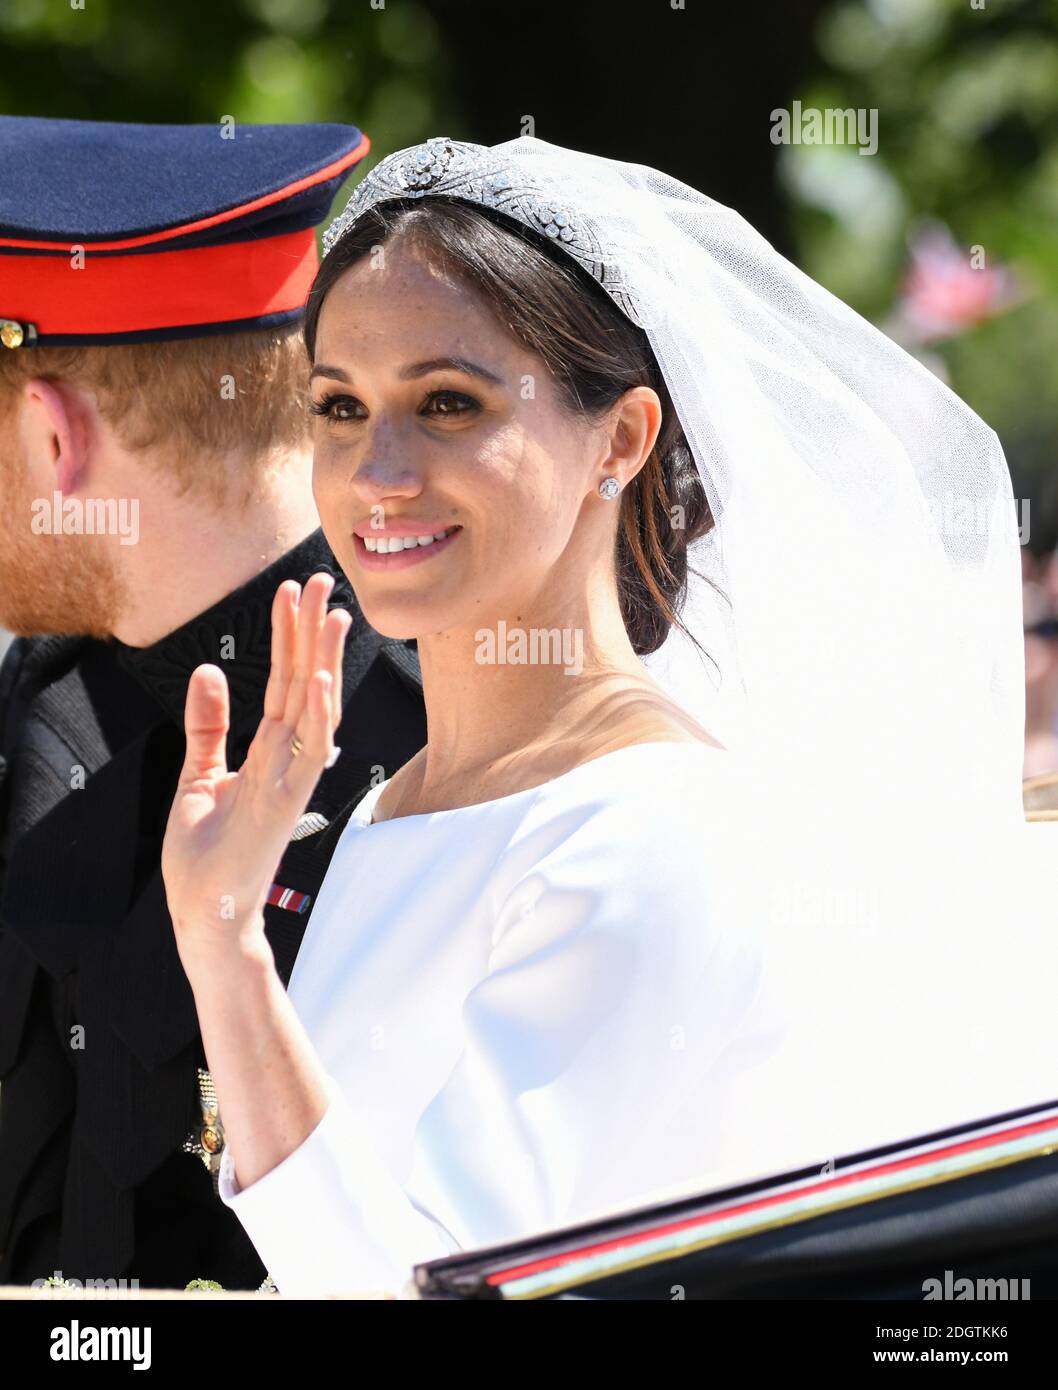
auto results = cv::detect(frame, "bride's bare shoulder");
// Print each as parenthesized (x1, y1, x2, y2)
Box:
(595, 700, 725, 756)
(370, 700, 722, 823)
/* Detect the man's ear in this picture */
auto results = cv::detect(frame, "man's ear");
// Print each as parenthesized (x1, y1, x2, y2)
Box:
(20, 377, 92, 494)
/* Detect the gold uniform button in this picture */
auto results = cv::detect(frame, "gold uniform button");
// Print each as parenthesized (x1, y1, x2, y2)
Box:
(1, 321, 25, 349)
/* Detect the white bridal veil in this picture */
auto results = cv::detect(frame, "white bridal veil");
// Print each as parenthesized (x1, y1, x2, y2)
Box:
(324, 136, 1057, 1178)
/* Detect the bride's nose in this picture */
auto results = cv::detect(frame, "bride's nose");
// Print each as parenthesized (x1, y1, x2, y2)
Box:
(349, 423, 425, 502)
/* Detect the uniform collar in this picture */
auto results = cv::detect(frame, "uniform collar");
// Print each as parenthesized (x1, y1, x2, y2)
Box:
(110, 528, 366, 736)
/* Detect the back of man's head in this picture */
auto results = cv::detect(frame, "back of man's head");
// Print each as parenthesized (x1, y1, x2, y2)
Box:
(0, 327, 310, 507)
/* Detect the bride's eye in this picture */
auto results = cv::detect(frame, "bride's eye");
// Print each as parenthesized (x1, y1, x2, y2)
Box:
(308, 393, 363, 423)
(421, 389, 478, 418)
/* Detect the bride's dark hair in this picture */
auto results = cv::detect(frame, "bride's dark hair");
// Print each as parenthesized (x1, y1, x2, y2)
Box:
(304, 197, 713, 657)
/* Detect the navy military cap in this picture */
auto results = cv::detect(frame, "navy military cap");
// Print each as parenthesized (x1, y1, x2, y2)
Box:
(0, 117, 370, 348)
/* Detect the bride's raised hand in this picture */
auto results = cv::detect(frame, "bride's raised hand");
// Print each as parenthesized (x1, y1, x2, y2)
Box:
(161, 572, 351, 971)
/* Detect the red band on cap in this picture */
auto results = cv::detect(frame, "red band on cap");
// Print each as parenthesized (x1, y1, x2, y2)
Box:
(0, 227, 319, 338)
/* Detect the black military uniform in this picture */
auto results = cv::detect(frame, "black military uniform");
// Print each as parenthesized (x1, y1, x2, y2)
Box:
(0, 529, 426, 1288)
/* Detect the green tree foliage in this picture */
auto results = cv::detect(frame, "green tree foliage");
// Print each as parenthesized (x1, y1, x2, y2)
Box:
(781, 0, 1058, 542)
(0, 0, 458, 229)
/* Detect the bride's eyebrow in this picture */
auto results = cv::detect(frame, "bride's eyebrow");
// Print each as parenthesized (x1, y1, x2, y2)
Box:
(399, 356, 505, 386)
(308, 357, 505, 387)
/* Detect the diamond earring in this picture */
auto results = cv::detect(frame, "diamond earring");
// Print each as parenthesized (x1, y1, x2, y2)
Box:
(598, 477, 621, 500)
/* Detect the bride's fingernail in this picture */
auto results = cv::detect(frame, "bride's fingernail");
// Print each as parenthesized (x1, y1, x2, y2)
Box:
(325, 745, 342, 770)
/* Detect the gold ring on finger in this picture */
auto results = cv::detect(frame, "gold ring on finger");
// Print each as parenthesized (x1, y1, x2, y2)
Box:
(290, 734, 304, 757)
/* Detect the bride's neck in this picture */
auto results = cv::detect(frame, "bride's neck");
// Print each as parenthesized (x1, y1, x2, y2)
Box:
(409, 618, 673, 794)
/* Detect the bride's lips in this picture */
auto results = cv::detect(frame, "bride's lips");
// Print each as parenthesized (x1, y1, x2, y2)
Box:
(352, 524, 463, 571)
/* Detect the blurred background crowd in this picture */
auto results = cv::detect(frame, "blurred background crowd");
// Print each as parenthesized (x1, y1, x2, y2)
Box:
(1, 0, 1057, 774)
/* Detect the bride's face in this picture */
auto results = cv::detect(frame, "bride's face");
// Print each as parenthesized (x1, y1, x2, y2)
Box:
(309, 238, 612, 641)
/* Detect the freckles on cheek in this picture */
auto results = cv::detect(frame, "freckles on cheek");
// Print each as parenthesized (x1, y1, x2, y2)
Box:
(482, 424, 554, 505)
(313, 436, 352, 483)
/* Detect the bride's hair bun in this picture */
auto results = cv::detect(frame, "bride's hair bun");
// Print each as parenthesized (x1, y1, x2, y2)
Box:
(306, 197, 714, 657)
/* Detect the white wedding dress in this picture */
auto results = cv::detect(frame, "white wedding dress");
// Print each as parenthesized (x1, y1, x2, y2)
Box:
(217, 740, 1058, 1297)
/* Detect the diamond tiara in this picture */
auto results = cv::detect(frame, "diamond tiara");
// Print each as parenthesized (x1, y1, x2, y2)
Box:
(321, 136, 642, 325)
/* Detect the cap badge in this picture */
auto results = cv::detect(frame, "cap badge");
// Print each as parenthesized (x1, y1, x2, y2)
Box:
(0, 318, 37, 349)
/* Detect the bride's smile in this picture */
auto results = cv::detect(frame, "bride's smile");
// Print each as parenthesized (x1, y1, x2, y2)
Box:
(354, 522, 463, 568)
